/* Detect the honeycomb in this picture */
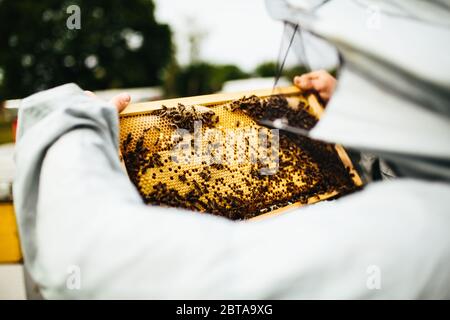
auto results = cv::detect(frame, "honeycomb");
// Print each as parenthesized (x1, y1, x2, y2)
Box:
(119, 87, 362, 220)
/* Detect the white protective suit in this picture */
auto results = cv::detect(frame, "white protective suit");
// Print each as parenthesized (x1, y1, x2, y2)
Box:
(13, 0, 450, 299)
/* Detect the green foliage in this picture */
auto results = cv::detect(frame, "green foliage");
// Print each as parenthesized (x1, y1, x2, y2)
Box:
(163, 62, 249, 97)
(254, 61, 337, 83)
(253, 61, 312, 81)
(0, 0, 173, 99)
(254, 61, 277, 78)
(284, 65, 309, 82)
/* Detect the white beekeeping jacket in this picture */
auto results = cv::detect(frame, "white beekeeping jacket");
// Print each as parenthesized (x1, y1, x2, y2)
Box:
(12, 84, 450, 299)
(266, 0, 450, 180)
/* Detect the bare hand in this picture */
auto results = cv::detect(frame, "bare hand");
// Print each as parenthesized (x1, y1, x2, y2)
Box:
(294, 70, 336, 103)
(85, 91, 131, 113)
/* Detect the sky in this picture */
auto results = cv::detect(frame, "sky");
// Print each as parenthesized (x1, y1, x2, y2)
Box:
(153, 0, 286, 72)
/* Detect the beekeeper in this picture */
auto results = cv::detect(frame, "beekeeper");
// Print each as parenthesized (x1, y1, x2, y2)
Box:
(13, 0, 450, 298)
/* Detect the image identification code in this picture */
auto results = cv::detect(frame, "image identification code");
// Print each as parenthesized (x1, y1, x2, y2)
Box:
(176, 304, 273, 317)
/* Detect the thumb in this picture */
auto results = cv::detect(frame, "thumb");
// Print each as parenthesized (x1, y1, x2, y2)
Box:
(294, 75, 313, 91)
(109, 93, 131, 113)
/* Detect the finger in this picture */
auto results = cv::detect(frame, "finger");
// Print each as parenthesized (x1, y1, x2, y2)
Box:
(311, 78, 326, 92)
(294, 73, 314, 83)
(294, 75, 314, 90)
(306, 70, 327, 79)
(109, 93, 131, 113)
(311, 79, 332, 101)
(294, 71, 320, 84)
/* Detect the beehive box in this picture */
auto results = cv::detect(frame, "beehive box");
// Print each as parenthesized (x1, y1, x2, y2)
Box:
(119, 86, 362, 220)
(0, 202, 22, 263)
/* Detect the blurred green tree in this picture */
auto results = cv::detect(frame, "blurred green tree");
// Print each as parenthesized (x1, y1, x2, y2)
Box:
(254, 61, 313, 81)
(0, 0, 172, 99)
(163, 62, 249, 97)
(284, 65, 309, 81)
(254, 61, 277, 78)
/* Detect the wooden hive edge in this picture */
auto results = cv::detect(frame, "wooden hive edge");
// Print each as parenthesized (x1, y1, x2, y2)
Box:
(120, 86, 303, 116)
(119, 86, 363, 220)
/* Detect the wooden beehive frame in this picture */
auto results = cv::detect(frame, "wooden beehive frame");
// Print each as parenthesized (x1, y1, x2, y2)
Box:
(120, 86, 362, 220)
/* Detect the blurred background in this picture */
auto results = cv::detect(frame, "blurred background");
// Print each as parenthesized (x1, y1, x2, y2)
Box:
(0, 0, 341, 142)
(0, 0, 329, 145)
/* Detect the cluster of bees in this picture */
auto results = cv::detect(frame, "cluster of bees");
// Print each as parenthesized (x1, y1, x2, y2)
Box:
(120, 95, 358, 220)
